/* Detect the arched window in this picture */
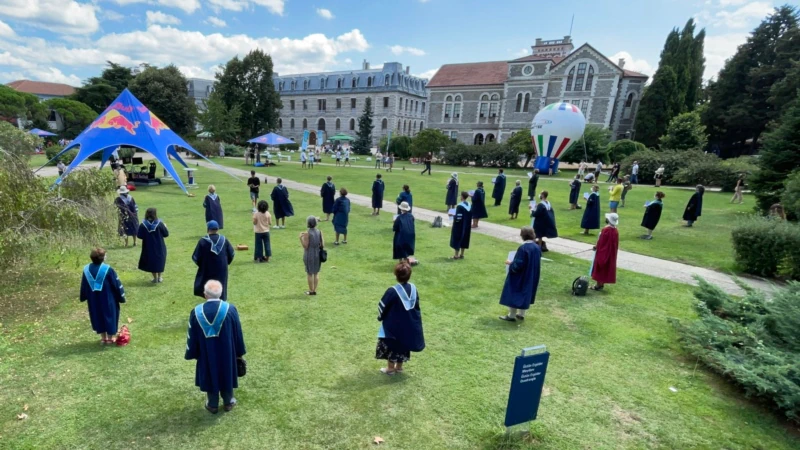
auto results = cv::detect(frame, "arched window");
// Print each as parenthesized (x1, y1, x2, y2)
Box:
(385, 74, 390, 86)
(405, 99, 409, 111)
(419, 121, 423, 130)
(625, 92, 635, 107)
(489, 94, 499, 118)
(302, 118, 308, 129)
(474, 133, 484, 145)
(623, 92, 636, 119)
(515, 93, 523, 112)
(479, 94, 488, 118)
(352, 77, 358, 88)
(412, 121, 417, 134)
(565, 67, 575, 92)
(381, 118, 388, 130)
(523, 93, 530, 113)
(367, 77, 372, 87)
(278, 118, 282, 128)
(337, 78, 343, 88)
(349, 118, 355, 131)
(486, 133, 495, 143)
(453, 95, 462, 120)
(584, 66, 594, 91)
(318, 118, 326, 131)
(444, 95, 453, 119)
(574, 63, 587, 91)
(335, 118, 341, 130)
(290, 119, 295, 129)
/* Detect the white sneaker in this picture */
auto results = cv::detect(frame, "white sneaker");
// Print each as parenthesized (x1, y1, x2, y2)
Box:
(252, 208, 257, 213)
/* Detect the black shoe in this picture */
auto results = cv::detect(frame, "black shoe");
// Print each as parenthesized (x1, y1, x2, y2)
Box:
(498, 315, 516, 322)
(205, 404, 219, 414)
(515, 315, 525, 321)
(223, 400, 237, 412)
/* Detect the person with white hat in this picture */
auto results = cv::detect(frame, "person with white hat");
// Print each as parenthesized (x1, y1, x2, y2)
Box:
(393, 201, 417, 265)
(114, 186, 138, 247)
(590, 213, 620, 291)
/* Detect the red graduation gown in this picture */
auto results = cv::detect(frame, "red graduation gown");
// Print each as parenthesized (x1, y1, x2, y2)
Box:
(592, 226, 619, 284)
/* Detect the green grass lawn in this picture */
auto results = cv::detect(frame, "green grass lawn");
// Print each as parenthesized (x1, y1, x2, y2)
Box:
(1, 168, 795, 449)
(214, 157, 751, 272)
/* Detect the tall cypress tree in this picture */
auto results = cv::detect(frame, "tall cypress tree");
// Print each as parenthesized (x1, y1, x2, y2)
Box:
(634, 66, 679, 147)
(686, 28, 706, 111)
(352, 97, 374, 155)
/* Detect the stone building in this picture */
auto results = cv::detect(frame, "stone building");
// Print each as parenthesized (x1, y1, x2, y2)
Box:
(426, 36, 648, 145)
(187, 78, 214, 110)
(6, 80, 77, 131)
(272, 61, 428, 146)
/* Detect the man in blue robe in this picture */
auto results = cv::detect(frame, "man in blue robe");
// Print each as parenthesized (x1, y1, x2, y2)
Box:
(185, 280, 246, 414)
(320, 176, 335, 221)
(492, 169, 507, 206)
(137, 208, 169, 283)
(192, 221, 235, 301)
(203, 185, 224, 229)
(471, 181, 488, 228)
(449, 192, 472, 259)
(531, 191, 558, 252)
(499, 227, 541, 322)
(80, 248, 125, 344)
(508, 180, 523, 219)
(445, 173, 459, 209)
(270, 178, 294, 228)
(114, 186, 138, 247)
(372, 174, 385, 215)
(393, 202, 416, 264)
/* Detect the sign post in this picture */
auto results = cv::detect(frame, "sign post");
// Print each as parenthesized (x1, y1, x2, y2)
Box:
(504, 345, 549, 429)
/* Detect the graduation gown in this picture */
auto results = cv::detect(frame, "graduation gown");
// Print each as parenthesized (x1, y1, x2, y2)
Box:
(592, 226, 619, 284)
(532, 202, 558, 239)
(270, 185, 295, 220)
(642, 200, 663, 230)
(499, 241, 542, 310)
(683, 192, 704, 221)
(445, 178, 459, 205)
(332, 196, 351, 234)
(450, 201, 472, 250)
(136, 219, 169, 273)
(203, 194, 224, 229)
(392, 213, 416, 259)
(185, 300, 246, 394)
(569, 180, 582, 204)
(372, 179, 385, 209)
(471, 188, 488, 219)
(396, 191, 413, 213)
(581, 192, 601, 230)
(115, 196, 138, 236)
(527, 174, 539, 200)
(378, 283, 425, 353)
(508, 186, 523, 215)
(492, 174, 507, 205)
(192, 234, 235, 300)
(80, 263, 126, 334)
(321, 182, 336, 214)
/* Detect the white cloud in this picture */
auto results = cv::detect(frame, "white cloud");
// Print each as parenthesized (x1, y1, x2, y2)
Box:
(512, 48, 529, 58)
(0, 0, 99, 35)
(0, 51, 36, 69)
(208, 0, 249, 12)
(713, 1, 773, 28)
(0, 19, 14, 38)
(718, 0, 749, 6)
(178, 64, 220, 80)
(205, 16, 227, 27)
(415, 68, 438, 80)
(102, 10, 126, 22)
(29, 67, 82, 86)
(108, 0, 200, 14)
(146, 10, 181, 26)
(703, 32, 749, 79)
(316, 8, 334, 19)
(251, 0, 285, 15)
(389, 45, 426, 56)
(609, 51, 655, 76)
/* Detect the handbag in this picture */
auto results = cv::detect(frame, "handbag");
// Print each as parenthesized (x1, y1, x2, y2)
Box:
(432, 216, 443, 228)
(572, 276, 589, 296)
(319, 246, 328, 263)
(236, 357, 247, 377)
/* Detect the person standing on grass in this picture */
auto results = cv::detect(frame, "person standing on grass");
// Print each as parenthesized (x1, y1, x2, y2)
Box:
(372, 174, 385, 215)
(332, 188, 351, 245)
(396, 184, 413, 214)
(620, 176, 632, 207)
(185, 280, 246, 414)
(608, 178, 623, 213)
(386, 153, 395, 172)
(731, 174, 745, 204)
(218, 142, 225, 159)
(683, 185, 705, 227)
(581, 184, 601, 235)
(300, 149, 307, 169)
(569, 174, 582, 210)
(498, 226, 541, 322)
(509, 180, 523, 219)
(594, 160, 604, 180)
(471, 181, 488, 228)
(375, 262, 425, 376)
(631, 160, 639, 184)
(654, 165, 665, 187)
(300, 216, 324, 296)
(446, 172, 459, 210)
(421, 152, 432, 175)
(450, 192, 472, 259)
(335, 149, 342, 166)
(344, 148, 352, 167)
(548, 158, 556, 176)
(578, 160, 587, 177)
(247, 170, 260, 213)
(57, 160, 66, 176)
(115, 186, 138, 247)
(641, 192, 664, 240)
(137, 208, 169, 283)
(192, 220, 235, 301)
(375, 150, 383, 169)
(607, 162, 620, 183)
(321, 176, 335, 221)
(308, 150, 315, 169)
(270, 178, 294, 229)
(492, 168, 507, 206)
(253, 200, 272, 263)
(590, 213, 619, 291)
(80, 247, 125, 345)
(393, 202, 417, 265)
(528, 169, 539, 201)
(203, 185, 224, 230)
(531, 190, 557, 252)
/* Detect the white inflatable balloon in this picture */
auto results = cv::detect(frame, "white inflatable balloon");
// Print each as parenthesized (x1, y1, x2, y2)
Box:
(530, 102, 586, 160)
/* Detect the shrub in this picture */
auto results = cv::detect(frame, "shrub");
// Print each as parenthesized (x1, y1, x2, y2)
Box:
(44, 145, 76, 165)
(278, 143, 300, 151)
(379, 135, 412, 159)
(187, 139, 217, 157)
(606, 139, 647, 163)
(224, 144, 246, 157)
(780, 171, 800, 220)
(441, 142, 476, 166)
(731, 217, 800, 279)
(671, 277, 800, 423)
(474, 143, 520, 168)
(621, 150, 720, 185)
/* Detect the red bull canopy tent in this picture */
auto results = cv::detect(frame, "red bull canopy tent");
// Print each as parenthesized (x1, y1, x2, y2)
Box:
(48, 88, 231, 194)
(247, 132, 293, 145)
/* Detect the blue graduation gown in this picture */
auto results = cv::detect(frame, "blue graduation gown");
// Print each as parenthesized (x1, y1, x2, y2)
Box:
(499, 242, 541, 310)
(492, 174, 507, 204)
(532, 202, 558, 239)
(642, 200, 663, 230)
(527, 175, 539, 199)
(136, 220, 169, 272)
(270, 185, 295, 219)
(378, 283, 425, 353)
(115, 196, 138, 236)
(192, 234, 235, 300)
(321, 182, 336, 214)
(450, 202, 472, 250)
(569, 180, 582, 204)
(581, 192, 601, 230)
(471, 188, 488, 219)
(508, 186, 523, 215)
(203, 194, 224, 229)
(80, 263, 126, 334)
(396, 191, 413, 213)
(372, 179, 385, 208)
(446, 178, 459, 205)
(332, 196, 351, 234)
(393, 213, 416, 259)
(185, 301, 246, 394)
(683, 192, 704, 221)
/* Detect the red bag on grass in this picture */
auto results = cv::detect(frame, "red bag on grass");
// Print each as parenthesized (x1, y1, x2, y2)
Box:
(116, 325, 130, 346)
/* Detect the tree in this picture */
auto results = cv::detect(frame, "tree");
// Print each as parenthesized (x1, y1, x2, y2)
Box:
(198, 90, 241, 143)
(379, 135, 412, 159)
(659, 111, 708, 150)
(768, 26, 800, 115)
(214, 49, 282, 139)
(43, 98, 96, 138)
(72, 62, 134, 113)
(560, 124, 610, 163)
(750, 101, 800, 213)
(505, 129, 535, 167)
(352, 97, 374, 155)
(634, 66, 680, 147)
(0, 85, 47, 126)
(409, 128, 450, 157)
(606, 139, 647, 162)
(129, 65, 196, 135)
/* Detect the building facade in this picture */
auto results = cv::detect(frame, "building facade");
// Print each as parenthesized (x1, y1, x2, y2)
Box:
(6, 80, 77, 131)
(187, 78, 214, 110)
(272, 61, 428, 146)
(426, 37, 648, 145)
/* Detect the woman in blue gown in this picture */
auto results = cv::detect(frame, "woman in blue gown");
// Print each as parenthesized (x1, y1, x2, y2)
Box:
(499, 227, 541, 322)
(375, 263, 425, 375)
(683, 185, 705, 227)
(203, 185, 224, 229)
(270, 178, 294, 228)
(531, 190, 558, 252)
(492, 169, 507, 206)
(471, 181, 488, 228)
(508, 180, 523, 219)
(445, 173, 459, 209)
(581, 185, 601, 235)
(568, 175, 582, 209)
(396, 185, 413, 214)
(80, 248, 126, 344)
(320, 176, 335, 221)
(137, 207, 169, 283)
(372, 174, 385, 215)
(393, 202, 417, 264)
(114, 186, 138, 247)
(449, 192, 472, 259)
(332, 188, 351, 245)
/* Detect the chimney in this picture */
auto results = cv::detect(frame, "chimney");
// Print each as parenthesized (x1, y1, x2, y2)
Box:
(362, 59, 369, 70)
(618, 58, 626, 69)
(535, 38, 543, 46)
(405, 66, 410, 74)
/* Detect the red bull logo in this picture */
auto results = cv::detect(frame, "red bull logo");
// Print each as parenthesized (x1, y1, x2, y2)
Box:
(137, 106, 149, 113)
(90, 110, 140, 135)
(146, 112, 170, 135)
(108, 102, 133, 113)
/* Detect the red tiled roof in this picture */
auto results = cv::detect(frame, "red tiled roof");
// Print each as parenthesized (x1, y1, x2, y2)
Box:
(6, 80, 76, 97)
(427, 61, 508, 88)
(623, 69, 648, 78)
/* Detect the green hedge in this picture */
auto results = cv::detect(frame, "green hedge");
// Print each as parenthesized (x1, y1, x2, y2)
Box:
(621, 150, 755, 191)
(441, 142, 521, 167)
(278, 143, 300, 151)
(731, 217, 800, 279)
(44, 145, 76, 165)
(224, 144, 246, 157)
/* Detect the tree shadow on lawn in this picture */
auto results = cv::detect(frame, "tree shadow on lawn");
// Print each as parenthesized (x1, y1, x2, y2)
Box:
(333, 367, 410, 394)
(46, 339, 108, 357)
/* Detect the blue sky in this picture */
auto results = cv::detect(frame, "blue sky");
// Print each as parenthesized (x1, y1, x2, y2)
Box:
(0, 0, 785, 87)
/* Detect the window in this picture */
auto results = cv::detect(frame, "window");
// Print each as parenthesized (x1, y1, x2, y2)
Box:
(405, 99, 409, 111)
(352, 77, 358, 88)
(278, 82, 282, 91)
(581, 100, 589, 114)
(290, 100, 295, 110)
(320, 77, 326, 89)
(522, 65, 534, 76)
(565, 67, 575, 92)
(336, 118, 341, 130)
(489, 94, 499, 118)
(625, 93, 635, 107)
(383, 97, 389, 108)
(367, 77, 372, 87)
(349, 118, 355, 131)
(453, 95, 462, 119)
(443, 95, 462, 122)
(515, 93, 523, 112)
(303, 99, 308, 110)
(421, 102, 425, 113)
(397, 96, 402, 112)
(479, 94, 488, 118)
(303, 118, 308, 129)
(412, 121, 417, 134)
(444, 102, 453, 119)
(574, 63, 587, 91)
(318, 118, 326, 131)
(486, 133, 495, 143)
(584, 66, 594, 91)
(336, 98, 342, 109)
(474, 133, 484, 145)
(523, 93, 530, 113)
(291, 80, 296, 90)
(419, 121, 423, 131)
(449, 131, 457, 140)
(303, 80, 309, 90)
(337, 78, 343, 88)
(385, 74, 390, 86)
(290, 118, 295, 129)
(351, 98, 356, 109)
(278, 118, 282, 128)
(318, 99, 326, 111)
(623, 93, 636, 120)
(381, 118, 388, 130)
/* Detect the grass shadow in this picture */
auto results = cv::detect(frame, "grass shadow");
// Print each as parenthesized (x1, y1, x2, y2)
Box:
(46, 340, 108, 357)
(333, 367, 408, 394)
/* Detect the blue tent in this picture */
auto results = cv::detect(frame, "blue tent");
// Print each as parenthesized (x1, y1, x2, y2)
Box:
(29, 128, 57, 137)
(247, 132, 293, 145)
(50, 89, 218, 194)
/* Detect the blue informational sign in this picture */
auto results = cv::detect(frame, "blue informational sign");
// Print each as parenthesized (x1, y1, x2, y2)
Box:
(300, 129, 310, 150)
(504, 346, 550, 427)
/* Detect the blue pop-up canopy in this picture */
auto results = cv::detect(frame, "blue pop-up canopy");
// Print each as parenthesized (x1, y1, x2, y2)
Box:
(29, 128, 57, 137)
(247, 132, 293, 145)
(49, 89, 230, 194)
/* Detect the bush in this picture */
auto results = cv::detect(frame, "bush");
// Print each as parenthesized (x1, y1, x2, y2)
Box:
(187, 139, 217, 157)
(780, 171, 800, 220)
(621, 150, 721, 186)
(606, 139, 647, 163)
(379, 135, 412, 159)
(474, 143, 520, 168)
(278, 143, 300, 151)
(731, 217, 800, 279)
(441, 142, 476, 166)
(671, 278, 800, 423)
(224, 144, 246, 157)
(44, 145, 76, 165)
